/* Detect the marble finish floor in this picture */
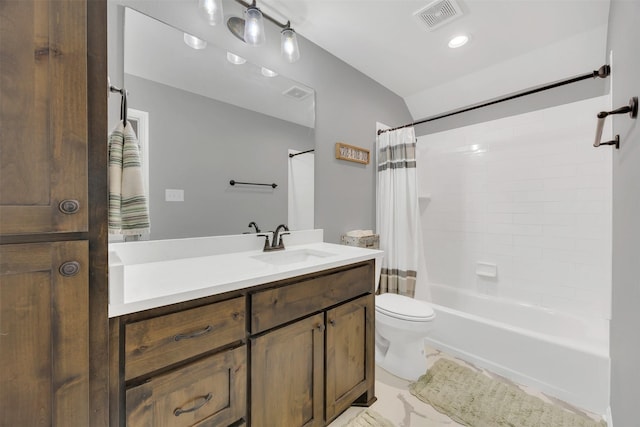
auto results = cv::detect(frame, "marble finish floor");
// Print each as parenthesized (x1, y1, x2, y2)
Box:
(329, 347, 605, 427)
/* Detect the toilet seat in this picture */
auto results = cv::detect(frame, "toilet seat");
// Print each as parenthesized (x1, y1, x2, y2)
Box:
(376, 293, 435, 322)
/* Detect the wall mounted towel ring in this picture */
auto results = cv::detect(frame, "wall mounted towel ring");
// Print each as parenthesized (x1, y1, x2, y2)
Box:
(593, 96, 638, 149)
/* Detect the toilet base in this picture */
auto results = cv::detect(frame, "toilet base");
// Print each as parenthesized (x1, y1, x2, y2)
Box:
(375, 335, 428, 381)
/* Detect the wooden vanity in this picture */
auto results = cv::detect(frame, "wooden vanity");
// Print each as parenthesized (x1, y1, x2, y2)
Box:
(109, 259, 376, 426)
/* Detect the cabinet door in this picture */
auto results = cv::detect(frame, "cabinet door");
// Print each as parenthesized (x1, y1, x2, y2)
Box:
(0, 0, 88, 235)
(0, 241, 89, 426)
(251, 313, 324, 427)
(326, 294, 375, 422)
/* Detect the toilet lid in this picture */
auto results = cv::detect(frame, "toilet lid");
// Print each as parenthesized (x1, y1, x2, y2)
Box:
(376, 293, 435, 321)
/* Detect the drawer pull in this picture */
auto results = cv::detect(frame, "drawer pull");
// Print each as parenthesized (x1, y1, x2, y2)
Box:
(174, 325, 213, 341)
(173, 393, 212, 416)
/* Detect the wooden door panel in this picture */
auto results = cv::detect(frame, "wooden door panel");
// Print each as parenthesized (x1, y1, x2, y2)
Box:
(0, 241, 89, 426)
(251, 313, 324, 427)
(0, 0, 88, 235)
(326, 295, 375, 422)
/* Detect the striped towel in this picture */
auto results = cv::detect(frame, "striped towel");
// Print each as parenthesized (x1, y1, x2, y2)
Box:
(108, 122, 150, 235)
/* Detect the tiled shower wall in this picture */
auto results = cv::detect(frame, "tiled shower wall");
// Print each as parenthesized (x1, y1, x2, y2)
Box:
(417, 96, 612, 320)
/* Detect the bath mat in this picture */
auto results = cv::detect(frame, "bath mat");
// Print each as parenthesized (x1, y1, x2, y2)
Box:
(341, 409, 396, 427)
(409, 359, 606, 427)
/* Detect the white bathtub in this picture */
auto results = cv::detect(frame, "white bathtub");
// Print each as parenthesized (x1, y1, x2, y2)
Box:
(422, 283, 610, 416)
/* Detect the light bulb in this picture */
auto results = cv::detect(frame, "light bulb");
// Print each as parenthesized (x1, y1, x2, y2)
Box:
(198, 0, 224, 26)
(281, 27, 300, 63)
(183, 33, 207, 50)
(244, 5, 265, 46)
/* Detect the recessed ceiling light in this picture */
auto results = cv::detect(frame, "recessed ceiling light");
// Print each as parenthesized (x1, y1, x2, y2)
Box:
(448, 34, 469, 49)
(183, 33, 207, 50)
(261, 67, 278, 77)
(226, 52, 247, 65)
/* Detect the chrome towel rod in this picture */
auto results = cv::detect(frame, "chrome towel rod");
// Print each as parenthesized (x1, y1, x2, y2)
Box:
(593, 96, 638, 149)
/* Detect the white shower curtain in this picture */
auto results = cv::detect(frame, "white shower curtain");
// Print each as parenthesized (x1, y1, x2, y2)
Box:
(376, 126, 423, 297)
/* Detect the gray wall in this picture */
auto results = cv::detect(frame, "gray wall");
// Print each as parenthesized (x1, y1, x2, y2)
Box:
(108, 0, 412, 243)
(607, 1, 640, 424)
(126, 74, 313, 239)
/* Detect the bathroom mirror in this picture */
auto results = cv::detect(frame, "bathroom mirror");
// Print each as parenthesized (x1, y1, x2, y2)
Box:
(121, 7, 315, 240)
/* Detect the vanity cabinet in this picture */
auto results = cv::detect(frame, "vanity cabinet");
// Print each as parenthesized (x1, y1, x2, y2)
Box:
(249, 260, 376, 426)
(110, 259, 376, 426)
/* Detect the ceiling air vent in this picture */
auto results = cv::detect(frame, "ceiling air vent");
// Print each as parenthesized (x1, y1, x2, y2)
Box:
(282, 85, 313, 101)
(413, 0, 464, 31)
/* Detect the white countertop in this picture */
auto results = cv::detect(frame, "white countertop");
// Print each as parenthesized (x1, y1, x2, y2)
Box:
(109, 232, 383, 317)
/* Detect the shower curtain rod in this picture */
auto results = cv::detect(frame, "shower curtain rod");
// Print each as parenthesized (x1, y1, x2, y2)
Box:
(377, 64, 611, 135)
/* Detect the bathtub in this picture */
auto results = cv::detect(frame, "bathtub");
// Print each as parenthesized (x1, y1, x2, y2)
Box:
(422, 283, 610, 416)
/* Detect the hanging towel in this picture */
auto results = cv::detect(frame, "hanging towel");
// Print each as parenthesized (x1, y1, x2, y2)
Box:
(108, 122, 150, 235)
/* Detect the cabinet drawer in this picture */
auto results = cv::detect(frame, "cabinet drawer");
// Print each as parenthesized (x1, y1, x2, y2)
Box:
(251, 261, 374, 334)
(126, 346, 246, 427)
(125, 296, 245, 380)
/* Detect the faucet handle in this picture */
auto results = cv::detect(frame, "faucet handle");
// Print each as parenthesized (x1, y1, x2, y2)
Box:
(256, 233, 271, 250)
(278, 231, 290, 246)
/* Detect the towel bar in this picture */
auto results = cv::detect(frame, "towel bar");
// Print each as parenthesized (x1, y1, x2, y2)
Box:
(229, 180, 277, 189)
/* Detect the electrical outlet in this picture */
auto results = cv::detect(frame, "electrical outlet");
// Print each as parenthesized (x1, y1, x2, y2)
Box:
(165, 189, 184, 202)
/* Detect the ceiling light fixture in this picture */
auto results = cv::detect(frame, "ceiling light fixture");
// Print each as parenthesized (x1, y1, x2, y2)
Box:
(281, 23, 300, 63)
(227, 52, 247, 65)
(261, 67, 278, 77)
(183, 33, 207, 49)
(243, 1, 265, 46)
(226, 0, 301, 63)
(198, 0, 224, 26)
(448, 34, 469, 48)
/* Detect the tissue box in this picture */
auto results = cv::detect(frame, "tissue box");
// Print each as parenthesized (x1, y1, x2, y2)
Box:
(340, 234, 379, 249)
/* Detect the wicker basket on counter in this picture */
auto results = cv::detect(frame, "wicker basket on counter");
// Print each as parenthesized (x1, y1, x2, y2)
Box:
(340, 234, 379, 249)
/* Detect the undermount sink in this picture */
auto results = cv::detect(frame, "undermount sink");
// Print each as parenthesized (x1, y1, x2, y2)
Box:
(251, 248, 336, 266)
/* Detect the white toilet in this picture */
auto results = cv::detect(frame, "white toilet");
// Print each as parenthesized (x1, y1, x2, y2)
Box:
(375, 290, 435, 381)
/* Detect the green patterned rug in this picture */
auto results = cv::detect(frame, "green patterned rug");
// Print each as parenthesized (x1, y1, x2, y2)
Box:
(410, 359, 607, 427)
(342, 409, 395, 427)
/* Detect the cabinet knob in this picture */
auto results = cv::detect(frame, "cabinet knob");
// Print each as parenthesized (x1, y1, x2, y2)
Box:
(58, 199, 80, 214)
(59, 261, 81, 277)
(329, 319, 336, 327)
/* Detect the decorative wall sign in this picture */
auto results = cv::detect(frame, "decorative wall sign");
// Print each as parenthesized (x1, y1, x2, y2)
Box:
(335, 142, 370, 164)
